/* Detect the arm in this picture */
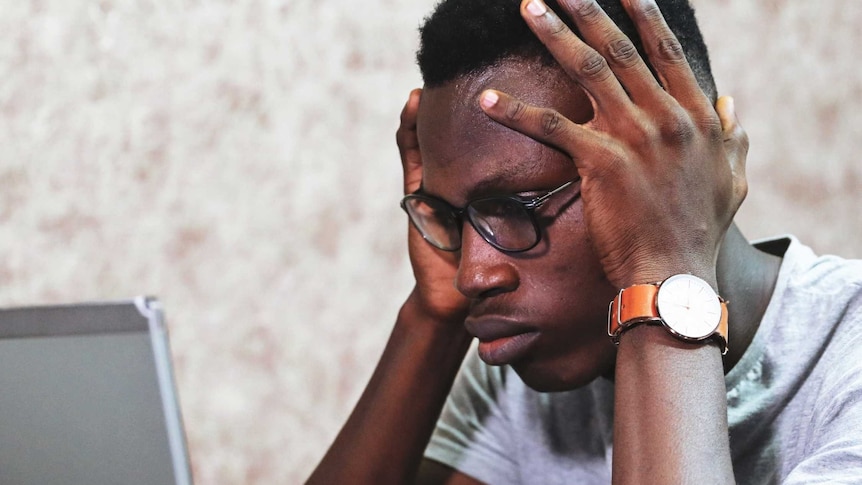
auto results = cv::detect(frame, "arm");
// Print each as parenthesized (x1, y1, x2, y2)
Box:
(613, 325, 732, 483)
(307, 91, 479, 485)
(306, 295, 472, 484)
(477, 0, 747, 482)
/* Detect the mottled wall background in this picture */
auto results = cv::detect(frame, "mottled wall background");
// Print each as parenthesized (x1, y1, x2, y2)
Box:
(1, 0, 859, 483)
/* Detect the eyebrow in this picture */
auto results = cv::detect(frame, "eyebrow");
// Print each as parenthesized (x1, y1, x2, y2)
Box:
(416, 173, 521, 205)
(416, 152, 555, 202)
(466, 163, 547, 197)
(417, 166, 518, 191)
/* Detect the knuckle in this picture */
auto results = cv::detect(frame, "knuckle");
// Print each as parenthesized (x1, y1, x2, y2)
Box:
(547, 16, 571, 38)
(505, 99, 528, 121)
(541, 110, 563, 137)
(639, 2, 664, 22)
(578, 50, 610, 80)
(658, 111, 696, 142)
(723, 124, 750, 154)
(396, 124, 418, 149)
(737, 127, 751, 152)
(656, 37, 686, 63)
(572, 0, 603, 23)
(606, 38, 639, 68)
(700, 114, 723, 139)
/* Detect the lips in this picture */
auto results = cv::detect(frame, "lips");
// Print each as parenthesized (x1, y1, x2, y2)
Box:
(465, 317, 540, 365)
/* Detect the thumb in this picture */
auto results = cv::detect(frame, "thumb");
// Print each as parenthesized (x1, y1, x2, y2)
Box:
(396, 88, 423, 194)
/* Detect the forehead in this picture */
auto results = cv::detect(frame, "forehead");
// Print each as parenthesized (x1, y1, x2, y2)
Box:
(416, 59, 591, 203)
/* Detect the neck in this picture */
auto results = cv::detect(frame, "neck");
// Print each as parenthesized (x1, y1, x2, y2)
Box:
(716, 224, 783, 372)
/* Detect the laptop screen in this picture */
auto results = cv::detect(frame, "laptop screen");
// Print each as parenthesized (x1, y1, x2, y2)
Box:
(0, 298, 192, 485)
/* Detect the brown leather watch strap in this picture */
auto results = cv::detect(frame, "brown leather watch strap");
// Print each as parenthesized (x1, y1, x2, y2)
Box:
(607, 283, 729, 353)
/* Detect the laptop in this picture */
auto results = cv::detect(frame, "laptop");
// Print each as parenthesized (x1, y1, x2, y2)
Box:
(0, 297, 193, 485)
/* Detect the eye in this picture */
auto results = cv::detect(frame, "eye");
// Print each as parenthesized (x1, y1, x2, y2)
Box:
(470, 197, 525, 220)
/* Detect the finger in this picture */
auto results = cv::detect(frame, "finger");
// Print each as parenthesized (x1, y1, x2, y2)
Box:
(479, 89, 608, 170)
(716, 96, 749, 204)
(556, 0, 663, 103)
(397, 88, 423, 195)
(520, 0, 631, 112)
(716, 96, 748, 172)
(621, 0, 708, 109)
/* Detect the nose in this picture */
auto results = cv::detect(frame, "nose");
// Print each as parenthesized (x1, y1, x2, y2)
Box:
(455, 223, 520, 299)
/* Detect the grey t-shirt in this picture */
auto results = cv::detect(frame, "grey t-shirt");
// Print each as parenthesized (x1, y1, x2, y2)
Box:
(425, 237, 862, 484)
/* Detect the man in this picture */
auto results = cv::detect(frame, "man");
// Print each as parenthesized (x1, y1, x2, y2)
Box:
(308, 0, 862, 483)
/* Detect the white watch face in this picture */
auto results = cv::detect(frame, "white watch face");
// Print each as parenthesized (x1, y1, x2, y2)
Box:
(656, 274, 722, 340)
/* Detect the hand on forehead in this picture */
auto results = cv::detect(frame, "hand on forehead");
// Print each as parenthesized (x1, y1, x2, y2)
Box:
(416, 60, 589, 200)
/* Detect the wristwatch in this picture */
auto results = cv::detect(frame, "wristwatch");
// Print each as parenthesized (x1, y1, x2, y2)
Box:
(607, 274, 728, 354)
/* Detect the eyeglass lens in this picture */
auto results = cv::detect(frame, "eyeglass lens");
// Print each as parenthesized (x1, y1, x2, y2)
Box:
(403, 197, 461, 250)
(403, 195, 539, 252)
(467, 198, 537, 251)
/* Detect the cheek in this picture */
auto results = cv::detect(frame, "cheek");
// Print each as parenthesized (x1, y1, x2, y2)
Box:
(547, 206, 606, 280)
(528, 207, 616, 317)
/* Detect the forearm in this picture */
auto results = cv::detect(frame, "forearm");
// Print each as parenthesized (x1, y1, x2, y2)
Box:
(612, 325, 734, 484)
(307, 293, 472, 485)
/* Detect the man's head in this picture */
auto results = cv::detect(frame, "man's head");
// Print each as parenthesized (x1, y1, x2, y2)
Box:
(417, 0, 716, 102)
(411, 0, 717, 391)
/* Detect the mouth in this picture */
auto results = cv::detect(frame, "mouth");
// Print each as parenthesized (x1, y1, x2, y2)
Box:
(465, 317, 541, 366)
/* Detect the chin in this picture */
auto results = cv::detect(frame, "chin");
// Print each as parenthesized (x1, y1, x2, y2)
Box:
(511, 341, 617, 392)
(511, 357, 606, 393)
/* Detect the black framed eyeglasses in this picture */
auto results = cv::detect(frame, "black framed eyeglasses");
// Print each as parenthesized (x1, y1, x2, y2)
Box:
(400, 179, 578, 253)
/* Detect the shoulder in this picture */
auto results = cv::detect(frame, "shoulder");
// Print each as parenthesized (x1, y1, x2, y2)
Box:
(755, 236, 862, 329)
(771, 236, 862, 296)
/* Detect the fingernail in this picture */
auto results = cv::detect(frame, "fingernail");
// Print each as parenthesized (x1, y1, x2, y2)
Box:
(525, 0, 547, 17)
(480, 90, 499, 109)
(717, 95, 734, 114)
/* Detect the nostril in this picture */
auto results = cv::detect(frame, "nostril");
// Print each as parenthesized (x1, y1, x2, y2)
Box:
(478, 286, 515, 299)
(455, 261, 520, 300)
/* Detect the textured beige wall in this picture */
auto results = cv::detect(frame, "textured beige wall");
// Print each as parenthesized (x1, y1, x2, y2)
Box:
(1, 1, 860, 483)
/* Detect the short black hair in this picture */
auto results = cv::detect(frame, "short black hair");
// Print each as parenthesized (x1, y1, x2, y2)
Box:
(417, 0, 716, 102)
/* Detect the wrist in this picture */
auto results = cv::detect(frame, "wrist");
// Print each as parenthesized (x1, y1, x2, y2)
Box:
(609, 273, 728, 354)
(399, 288, 471, 337)
(614, 258, 717, 291)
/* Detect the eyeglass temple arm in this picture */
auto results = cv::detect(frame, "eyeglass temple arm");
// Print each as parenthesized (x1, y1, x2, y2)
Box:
(523, 180, 575, 209)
